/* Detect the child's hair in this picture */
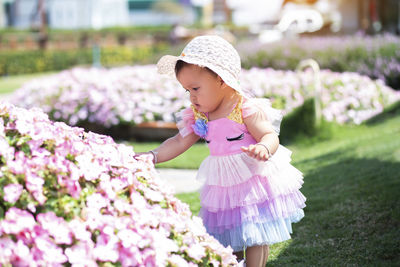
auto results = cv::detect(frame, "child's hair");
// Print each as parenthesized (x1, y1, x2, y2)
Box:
(174, 60, 218, 78)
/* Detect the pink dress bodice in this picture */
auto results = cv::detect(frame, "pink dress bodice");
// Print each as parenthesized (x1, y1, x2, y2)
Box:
(176, 96, 283, 155)
(205, 118, 256, 156)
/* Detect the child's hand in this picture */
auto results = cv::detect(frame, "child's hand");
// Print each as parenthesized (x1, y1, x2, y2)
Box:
(133, 151, 157, 164)
(241, 143, 271, 162)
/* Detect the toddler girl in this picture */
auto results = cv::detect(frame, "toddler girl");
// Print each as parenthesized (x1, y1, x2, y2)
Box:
(141, 35, 306, 266)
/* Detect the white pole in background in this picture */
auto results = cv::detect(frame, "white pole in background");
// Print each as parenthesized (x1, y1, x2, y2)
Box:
(296, 59, 322, 127)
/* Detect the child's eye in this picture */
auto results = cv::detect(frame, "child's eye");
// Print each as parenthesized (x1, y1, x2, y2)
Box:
(192, 87, 199, 91)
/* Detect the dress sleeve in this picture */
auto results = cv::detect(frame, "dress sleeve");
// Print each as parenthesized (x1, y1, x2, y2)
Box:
(242, 98, 283, 135)
(175, 107, 195, 138)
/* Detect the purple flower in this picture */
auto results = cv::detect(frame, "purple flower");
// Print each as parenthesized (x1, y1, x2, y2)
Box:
(192, 119, 208, 138)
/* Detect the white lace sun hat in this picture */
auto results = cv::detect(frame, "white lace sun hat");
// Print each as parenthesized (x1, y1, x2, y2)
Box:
(157, 35, 244, 95)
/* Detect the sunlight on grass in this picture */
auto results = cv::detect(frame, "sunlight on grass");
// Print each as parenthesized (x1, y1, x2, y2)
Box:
(173, 113, 400, 266)
(268, 241, 292, 261)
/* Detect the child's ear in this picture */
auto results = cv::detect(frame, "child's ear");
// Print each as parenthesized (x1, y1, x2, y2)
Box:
(218, 76, 225, 86)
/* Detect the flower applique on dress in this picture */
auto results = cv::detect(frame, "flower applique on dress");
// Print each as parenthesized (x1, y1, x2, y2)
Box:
(192, 118, 208, 138)
(176, 105, 209, 139)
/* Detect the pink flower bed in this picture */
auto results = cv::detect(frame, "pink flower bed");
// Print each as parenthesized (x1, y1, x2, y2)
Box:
(0, 103, 237, 266)
(9, 65, 400, 127)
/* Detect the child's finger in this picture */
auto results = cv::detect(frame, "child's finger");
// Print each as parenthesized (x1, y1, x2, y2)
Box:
(242, 145, 270, 161)
(253, 146, 264, 158)
(133, 154, 146, 161)
(260, 150, 268, 161)
(256, 151, 264, 161)
(248, 144, 257, 153)
(246, 146, 257, 156)
(243, 148, 256, 159)
(133, 152, 154, 162)
(241, 146, 249, 152)
(255, 146, 269, 161)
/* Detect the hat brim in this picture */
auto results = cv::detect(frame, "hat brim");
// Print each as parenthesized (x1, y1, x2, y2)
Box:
(157, 55, 244, 95)
(157, 55, 180, 76)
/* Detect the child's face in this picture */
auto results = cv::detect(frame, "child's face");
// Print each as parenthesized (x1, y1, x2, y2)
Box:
(177, 64, 225, 114)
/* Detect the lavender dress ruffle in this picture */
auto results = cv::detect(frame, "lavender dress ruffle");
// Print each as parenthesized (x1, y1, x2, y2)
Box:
(176, 97, 306, 252)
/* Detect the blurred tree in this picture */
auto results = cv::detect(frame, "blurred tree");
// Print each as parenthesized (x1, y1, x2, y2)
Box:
(30, 0, 48, 49)
(213, 0, 231, 25)
(223, 0, 232, 24)
(37, 0, 47, 50)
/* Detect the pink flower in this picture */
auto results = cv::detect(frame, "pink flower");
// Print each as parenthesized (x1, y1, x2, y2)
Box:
(99, 180, 116, 200)
(0, 237, 15, 264)
(93, 232, 119, 262)
(168, 254, 189, 267)
(65, 242, 96, 267)
(3, 183, 23, 203)
(25, 172, 46, 204)
(68, 219, 92, 242)
(2, 208, 36, 234)
(117, 229, 142, 249)
(130, 191, 147, 210)
(7, 151, 26, 174)
(37, 212, 72, 245)
(65, 179, 82, 199)
(141, 248, 156, 267)
(15, 119, 31, 136)
(34, 236, 68, 264)
(113, 199, 133, 214)
(86, 193, 109, 211)
(143, 188, 164, 202)
(85, 210, 104, 230)
(186, 243, 206, 261)
(0, 117, 4, 136)
(12, 240, 33, 265)
(27, 203, 36, 213)
(0, 139, 14, 161)
(119, 247, 142, 267)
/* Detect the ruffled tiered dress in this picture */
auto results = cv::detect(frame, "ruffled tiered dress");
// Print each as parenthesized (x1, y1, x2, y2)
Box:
(177, 97, 306, 252)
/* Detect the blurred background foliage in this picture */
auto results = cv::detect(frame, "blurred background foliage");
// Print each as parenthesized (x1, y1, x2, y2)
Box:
(0, 27, 398, 91)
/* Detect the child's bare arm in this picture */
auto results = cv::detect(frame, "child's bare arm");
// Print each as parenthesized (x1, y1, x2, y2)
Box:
(241, 112, 279, 161)
(138, 133, 200, 164)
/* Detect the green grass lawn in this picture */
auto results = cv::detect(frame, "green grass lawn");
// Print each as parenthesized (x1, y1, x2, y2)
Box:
(0, 72, 55, 94)
(173, 110, 400, 266)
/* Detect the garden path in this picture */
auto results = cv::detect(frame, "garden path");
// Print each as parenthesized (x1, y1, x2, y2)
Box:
(156, 168, 202, 194)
